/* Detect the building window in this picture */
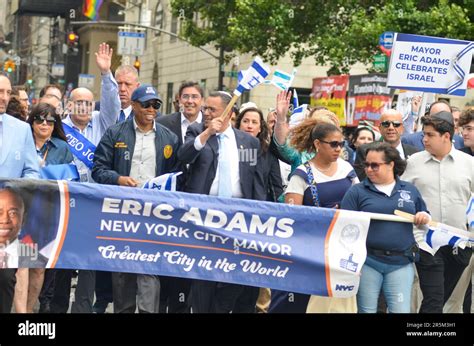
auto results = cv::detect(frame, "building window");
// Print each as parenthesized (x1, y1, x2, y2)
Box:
(166, 82, 174, 114)
(154, 1, 164, 37)
(170, 15, 178, 42)
(152, 63, 158, 89)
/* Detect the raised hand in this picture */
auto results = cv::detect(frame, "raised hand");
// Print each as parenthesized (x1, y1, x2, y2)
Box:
(95, 42, 113, 75)
(276, 90, 292, 123)
(411, 95, 422, 114)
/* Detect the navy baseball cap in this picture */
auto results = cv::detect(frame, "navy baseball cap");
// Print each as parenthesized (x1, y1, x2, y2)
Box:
(131, 84, 162, 103)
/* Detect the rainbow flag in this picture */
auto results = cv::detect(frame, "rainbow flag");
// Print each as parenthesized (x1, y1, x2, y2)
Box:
(83, 0, 103, 21)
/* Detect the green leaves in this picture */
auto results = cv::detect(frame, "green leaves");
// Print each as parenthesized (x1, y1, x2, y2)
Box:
(170, 0, 473, 75)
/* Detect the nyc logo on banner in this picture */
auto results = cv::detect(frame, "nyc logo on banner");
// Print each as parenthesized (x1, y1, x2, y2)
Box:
(387, 33, 473, 96)
(1, 179, 370, 297)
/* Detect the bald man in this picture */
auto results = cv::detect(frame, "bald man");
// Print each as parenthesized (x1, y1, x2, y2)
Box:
(354, 109, 419, 180)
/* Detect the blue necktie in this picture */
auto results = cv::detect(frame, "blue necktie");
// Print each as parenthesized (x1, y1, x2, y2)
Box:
(217, 133, 233, 198)
(118, 109, 126, 123)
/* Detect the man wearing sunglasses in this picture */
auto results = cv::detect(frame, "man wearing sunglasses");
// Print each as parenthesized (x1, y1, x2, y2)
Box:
(354, 109, 419, 180)
(92, 84, 180, 314)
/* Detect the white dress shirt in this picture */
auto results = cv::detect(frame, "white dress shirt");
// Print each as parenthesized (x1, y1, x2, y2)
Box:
(180, 111, 202, 143)
(194, 125, 243, 198)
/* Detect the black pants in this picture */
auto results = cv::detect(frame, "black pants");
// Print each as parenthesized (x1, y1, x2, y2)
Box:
(416, 247, 472, 313)
(191, 280, 258, 313)
(39, 269, 56, 311)
(159, 276, 191, 313)
(0, 269, 16, 313)
(50, 270, 95, 313)
(94, 271, 113, 312)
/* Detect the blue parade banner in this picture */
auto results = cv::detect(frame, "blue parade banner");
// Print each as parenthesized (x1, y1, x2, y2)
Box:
(4, 179, 370, 297)
(62, 123, 96, 169)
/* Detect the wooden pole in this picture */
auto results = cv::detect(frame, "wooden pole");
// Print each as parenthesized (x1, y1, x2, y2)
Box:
(395, 210, 473, 241)
(219, 94, 240, 121)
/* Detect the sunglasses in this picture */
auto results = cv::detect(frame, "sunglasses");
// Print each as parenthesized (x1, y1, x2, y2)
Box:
(33, 115, 56, 125)
(138, 100, 161, 110)
(363, 161, 388, 171)
(319, 139, 345, 149)
(380, 120, 402, 128)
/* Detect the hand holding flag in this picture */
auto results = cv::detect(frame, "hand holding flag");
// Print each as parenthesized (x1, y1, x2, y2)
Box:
(220, 57, 270, 120)
(395, 210, 473, 254)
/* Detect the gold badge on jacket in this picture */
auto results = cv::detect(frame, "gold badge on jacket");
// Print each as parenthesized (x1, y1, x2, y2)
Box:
(163, 144, 173, 159)
(114, 142, 127, 148)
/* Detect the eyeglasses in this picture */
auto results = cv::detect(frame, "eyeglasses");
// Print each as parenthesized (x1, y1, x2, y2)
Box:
(138, 100, 161, 109)
(202, 106, 219, 114)
(33, 115, 56, 125)
(363, 161, 388, 171)
(318, 139, 345, 149)
(380, 120, 402, 128)
(181, 94, 201, 101)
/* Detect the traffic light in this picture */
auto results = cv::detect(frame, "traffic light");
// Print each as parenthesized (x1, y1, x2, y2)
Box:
(133, 57, 141, 74)
(3, 59, 15, 73)
(66, 31, 79, 55)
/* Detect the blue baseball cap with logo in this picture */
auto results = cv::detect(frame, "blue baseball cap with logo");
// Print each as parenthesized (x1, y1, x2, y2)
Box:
(131, 84, 162, 103)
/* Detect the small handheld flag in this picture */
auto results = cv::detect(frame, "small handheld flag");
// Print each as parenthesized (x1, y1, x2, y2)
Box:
(395, 210, 473, 254)
(263, 68, 297, 91)
(142, 172, 183, 192)
(220, 56, 270, 120)
(289, 104, 308, 128)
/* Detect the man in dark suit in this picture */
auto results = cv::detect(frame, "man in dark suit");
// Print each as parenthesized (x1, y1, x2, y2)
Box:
(156, 81, 204, 313)
(178, 91, 266, 313)
(92, 84, 180, 313)
(157, 81, 203, 145)
(354, 109, 419, 180)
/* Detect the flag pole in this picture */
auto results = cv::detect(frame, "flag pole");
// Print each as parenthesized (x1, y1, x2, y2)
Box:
(219, 94, 240, 121)
(395, 210, 474, 241)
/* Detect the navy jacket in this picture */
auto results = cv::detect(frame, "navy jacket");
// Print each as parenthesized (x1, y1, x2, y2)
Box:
(341, 177, 428, 265)
(178, 123, 266, 201)
(92, 118, 180, 185)
(157, 112, 183, 144)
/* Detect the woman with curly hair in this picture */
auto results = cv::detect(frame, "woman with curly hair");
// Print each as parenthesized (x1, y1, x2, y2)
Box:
(271, 91, 353, 172)
(269, 122, 359, 313)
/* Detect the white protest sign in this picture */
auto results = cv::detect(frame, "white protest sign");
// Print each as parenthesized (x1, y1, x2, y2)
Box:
(387, 33, 473, 96)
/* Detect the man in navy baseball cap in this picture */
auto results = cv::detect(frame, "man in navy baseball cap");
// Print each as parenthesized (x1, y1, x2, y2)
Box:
(131, 84, 163, 104)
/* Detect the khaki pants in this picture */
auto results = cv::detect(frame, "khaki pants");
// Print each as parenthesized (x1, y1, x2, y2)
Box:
(306, 295, 357, 313)
(444, 255, 474, 313)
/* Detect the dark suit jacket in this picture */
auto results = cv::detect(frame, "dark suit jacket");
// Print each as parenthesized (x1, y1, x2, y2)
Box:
(178, 123, 266, 201)
(157, 112, 182, 144)
(460, 147, 473, 156)
(354, 142, 419, 180)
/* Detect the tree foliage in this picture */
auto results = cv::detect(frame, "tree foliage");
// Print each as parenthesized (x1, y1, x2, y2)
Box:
(171, 0, 473, 74)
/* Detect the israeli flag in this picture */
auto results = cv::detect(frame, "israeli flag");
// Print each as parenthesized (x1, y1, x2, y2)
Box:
(292, 89, 299, 109)
(289, 104, 308, 127)
(142, 172, 182, 192)
(467, 194, 474, 230)
(234, 57, 271, 96)
(263, 68, 297, 91)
